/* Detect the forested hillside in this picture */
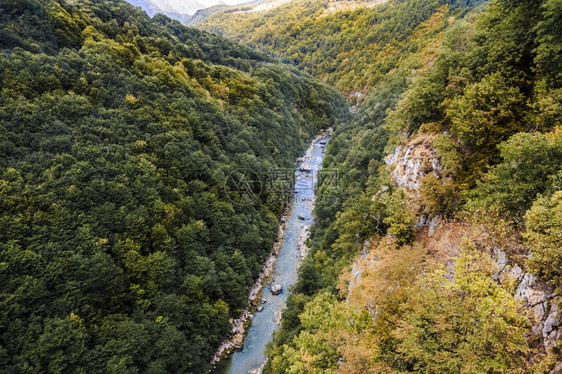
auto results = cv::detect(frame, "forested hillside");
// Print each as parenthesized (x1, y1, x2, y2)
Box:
(0, 0, 347, 372)
(1, 0, 561, 371)
(198, 0, 486, 226)
(198, 0, 562, 372)
(197, 0, 479, 97)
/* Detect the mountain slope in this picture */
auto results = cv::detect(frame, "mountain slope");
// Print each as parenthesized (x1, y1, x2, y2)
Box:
(127, 0, 206, 16)
(197, 0, 478, 97)
(125, 0, 195, 23)
(197, 0, 561, 371)
(239, 0, 560, 371)
(186, 4, 233, 26)
(125, 0, 164, 16)
(0, 0, 347, 372)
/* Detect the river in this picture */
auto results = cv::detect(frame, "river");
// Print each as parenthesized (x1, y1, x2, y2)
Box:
(215, 133, 330, 374)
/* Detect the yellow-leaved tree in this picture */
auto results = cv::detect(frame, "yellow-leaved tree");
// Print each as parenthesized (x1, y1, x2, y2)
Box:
(395, 241, 530, 373)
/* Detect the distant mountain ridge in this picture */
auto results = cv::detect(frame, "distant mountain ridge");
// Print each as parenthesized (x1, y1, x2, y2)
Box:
(136, 0, 207, 15)
(125, 0, 195, 22)
(188, 4, 232, 25)
(125, 0, 274, 25)
(125, 0, 163, 16)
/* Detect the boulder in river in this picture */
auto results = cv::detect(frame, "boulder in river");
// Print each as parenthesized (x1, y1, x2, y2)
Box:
(271, 284, 283, 295)
(300, 163, 312, 172)
(257, 306, 264, 312)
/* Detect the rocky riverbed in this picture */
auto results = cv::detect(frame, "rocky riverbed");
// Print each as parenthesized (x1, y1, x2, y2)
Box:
(211, 130, 331, 373)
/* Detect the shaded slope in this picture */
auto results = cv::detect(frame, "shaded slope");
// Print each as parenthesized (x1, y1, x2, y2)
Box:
(0, 0, 347, 372)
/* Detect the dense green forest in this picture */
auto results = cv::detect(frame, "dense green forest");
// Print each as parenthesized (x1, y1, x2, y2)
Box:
(198, 0, 562, 372)
(0, 0, 347, 372)
(1, 0, 561, 371)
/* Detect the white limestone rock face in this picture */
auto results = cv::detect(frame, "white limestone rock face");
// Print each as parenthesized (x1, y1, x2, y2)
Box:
(384, 135, 443, 196)
(385, 135, 445, 235)
(543, 310, 559, 337)
(542, 308, 560, 349)
(492, 248, 561, 350)
(347, 241, 371, 296)
(515, 273, 552, 322)
(427, 216, 442, 237)
(384, 135, 562, 356)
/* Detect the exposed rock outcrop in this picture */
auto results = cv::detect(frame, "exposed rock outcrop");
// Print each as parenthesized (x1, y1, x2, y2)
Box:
(382, 134, 561, 364)
(385, 135, 446, 235)
(385, 134, 443, 196)
(492, 247, 560, 351)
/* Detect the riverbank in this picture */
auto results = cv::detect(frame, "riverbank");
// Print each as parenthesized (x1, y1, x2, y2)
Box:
(209, 204, 290, 368)
(210, 129, 331, 372)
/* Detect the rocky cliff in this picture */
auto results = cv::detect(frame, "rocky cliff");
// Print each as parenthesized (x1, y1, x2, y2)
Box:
(383, 135, 561, 363)
(385, 134, 443, 196)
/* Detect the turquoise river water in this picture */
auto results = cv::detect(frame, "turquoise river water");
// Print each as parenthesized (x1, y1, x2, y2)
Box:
(217, 136, 329, 374)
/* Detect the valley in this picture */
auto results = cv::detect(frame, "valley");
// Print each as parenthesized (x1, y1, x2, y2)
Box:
(196, 0, 562, 372)
(0, 0, 560, 372)
(215, 134, 329, 374)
